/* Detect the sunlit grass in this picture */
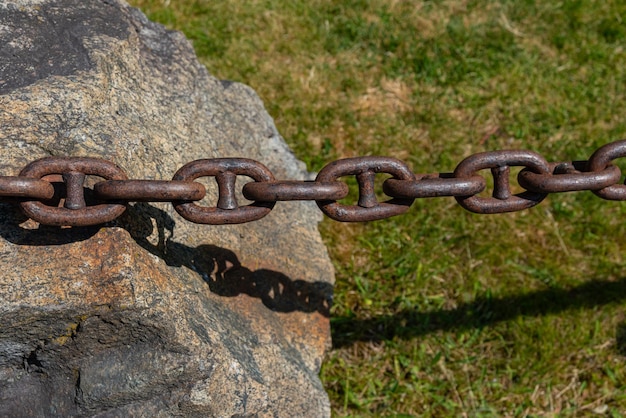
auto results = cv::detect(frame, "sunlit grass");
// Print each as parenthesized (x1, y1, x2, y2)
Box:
(130, 0, 626, 415)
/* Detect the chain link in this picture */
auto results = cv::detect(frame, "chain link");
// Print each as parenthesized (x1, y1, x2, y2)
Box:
(2, 140, 625, 226)
(588, 140, 626, 200)
(18, 157, 127, 226)
(453, 150, 551, 214)
(171, 158, 276, 225)
(315, 157, 416, 222)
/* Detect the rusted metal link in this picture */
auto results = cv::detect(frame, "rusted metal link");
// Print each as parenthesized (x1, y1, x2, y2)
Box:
(454, 150, 550, 214)
(5, 140, 626, 226)
(0, 176, 55, 200)
(172, 158, 275, 224)
(383, 173, 486, 198)
(588, 140, 626, 200)
(63, 172, 87, 209)
(242, 180, 349, 202)
(518, 161, 621, 193)
(18, 157, 127, 226)
(315, 157, 415, 222)
(95, 180, 206, 202)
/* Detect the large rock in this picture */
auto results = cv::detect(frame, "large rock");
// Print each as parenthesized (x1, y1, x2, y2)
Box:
(0, 1, 333, 416)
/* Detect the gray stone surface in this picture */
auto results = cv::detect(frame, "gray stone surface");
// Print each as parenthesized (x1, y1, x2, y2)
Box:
(0, 0, 333, 416)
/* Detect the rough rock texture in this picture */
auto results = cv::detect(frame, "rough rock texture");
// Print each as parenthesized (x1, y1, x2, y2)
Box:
(0, 1, 333, 416)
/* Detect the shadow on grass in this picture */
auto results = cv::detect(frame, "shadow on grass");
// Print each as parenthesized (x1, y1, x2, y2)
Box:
(331, 278, 626, 348)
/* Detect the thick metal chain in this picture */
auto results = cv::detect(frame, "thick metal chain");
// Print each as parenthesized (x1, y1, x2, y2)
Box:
(3, 140, 626, 226)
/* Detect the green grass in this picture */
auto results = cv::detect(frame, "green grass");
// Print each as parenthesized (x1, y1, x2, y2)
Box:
(130, 0, 626, 415)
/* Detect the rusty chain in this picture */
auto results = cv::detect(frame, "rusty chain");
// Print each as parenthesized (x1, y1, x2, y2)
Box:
(2, 140, 626, 226)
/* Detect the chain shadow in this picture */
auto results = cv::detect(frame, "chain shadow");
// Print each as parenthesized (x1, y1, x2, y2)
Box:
(0, 202, 332, 316)
(0, 202, 100, 245)
(1, 202, 624, 346)
(119, 203, 332, 316)
(331, 277, 626, 348)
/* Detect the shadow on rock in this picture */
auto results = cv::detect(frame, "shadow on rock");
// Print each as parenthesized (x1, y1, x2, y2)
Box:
(0, 201, 332, 316)
(120, 203, 332, 317)
(0, 202, 100, 245)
